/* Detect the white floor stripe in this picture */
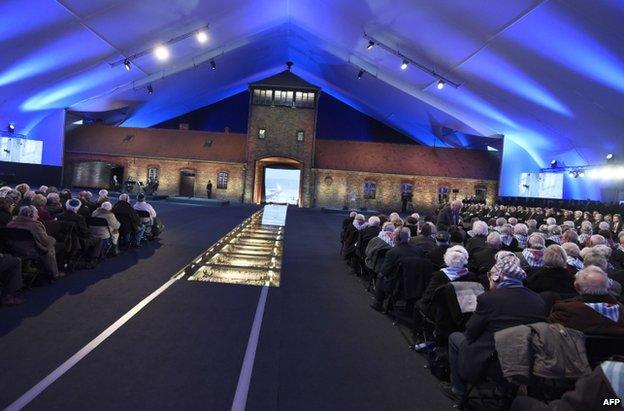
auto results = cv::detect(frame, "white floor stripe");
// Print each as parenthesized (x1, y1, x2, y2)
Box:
(231, 286, 269, 411)
(4, 277, 178, 411)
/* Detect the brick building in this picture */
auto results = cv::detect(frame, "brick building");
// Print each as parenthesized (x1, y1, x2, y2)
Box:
(64, 70, 499, 210)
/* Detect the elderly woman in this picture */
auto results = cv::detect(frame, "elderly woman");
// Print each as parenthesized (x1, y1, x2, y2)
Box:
(419, 245, 478, 310)
(46, 192, 64, 218)
(32, 194, 53, 222)
(513, 223, 528, 250)
(516, 233, 546, 272)
(562, 242, 583, 274)
(578, 221, 593, 247)
(365, 222, 396, 275)
(91, 202, 121, 253)
(410, 222, 436, 255)
(341, 214, 366, 265)
(525, 245, 576, 295)
(499, 224, 518, 252)
(96, 189, 109, 206)
(546, 225, 563, 246)
(466, 220, 489, 254)
(562, 228, 579, 244)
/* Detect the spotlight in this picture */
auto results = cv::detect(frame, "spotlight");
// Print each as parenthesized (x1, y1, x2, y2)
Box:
(210, 59, 216, 70)
(436, 79, 445, 90)
(8, 123, 15, 133)
(123, 59, 131, 71)
(147, 84, 153, 94)
(568, 170, 574, 176)
(196, 30, 208, 44)
(367, 40, 375, 50)
(579, 170, 585, 178)
(606, 153, 614, 162)
(357, 69, 365, 79)
(550, 160, 558, 168)
(154, 45, 170, 61)
(400, 59, 409, 70)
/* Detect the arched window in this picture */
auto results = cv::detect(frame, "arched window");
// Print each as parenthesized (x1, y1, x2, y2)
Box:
(364, 180, 376, 199)
(438, 187, 449, 204)
(217, 172, 229, 189)
(147, 166, 159, 183)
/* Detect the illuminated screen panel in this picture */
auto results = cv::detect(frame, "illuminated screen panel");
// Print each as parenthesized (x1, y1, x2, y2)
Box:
(264, 168, 301, 205)
(518, 172, 564, 199)
(0, 137, 43, 164)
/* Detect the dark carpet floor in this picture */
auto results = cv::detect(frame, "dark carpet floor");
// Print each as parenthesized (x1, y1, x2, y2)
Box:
(0, 205, 452, 410)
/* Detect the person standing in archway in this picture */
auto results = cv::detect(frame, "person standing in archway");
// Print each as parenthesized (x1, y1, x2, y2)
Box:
(206, 180, 213, 199)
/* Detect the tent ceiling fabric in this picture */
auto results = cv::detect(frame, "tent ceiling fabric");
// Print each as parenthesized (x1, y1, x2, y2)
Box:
(1, 0, 623, 162)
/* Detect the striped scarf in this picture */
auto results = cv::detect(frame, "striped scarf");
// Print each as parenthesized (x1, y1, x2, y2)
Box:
(522, 248, 545, 267)
(547, 235, 562, 244)
(378, 231, 395, 247)
(501, 234, 514, 246)
(353, 220, 368, 231)
(585, 302, 620, 322)
(566, 256, 584, 270)
(578, 233, 591, 246)
(601, 361, 624, 399)
(514, 234, 527, 249)
(441, 267, 469, 281)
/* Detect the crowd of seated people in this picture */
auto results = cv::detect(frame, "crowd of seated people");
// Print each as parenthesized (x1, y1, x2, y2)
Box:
(340, 199, 624, 408)
(0, 184, 162, 307)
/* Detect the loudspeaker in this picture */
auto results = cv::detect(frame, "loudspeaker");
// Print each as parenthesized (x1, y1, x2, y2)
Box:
(452, 189, 459, 193)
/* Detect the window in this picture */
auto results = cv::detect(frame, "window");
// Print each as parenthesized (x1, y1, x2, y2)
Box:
(438, 187, 449, 204)
(252, 89, 272, 105)
(363, 181, 376, 199)
(274, 90, 294, 106)
(258, 128, 266, 139)
(217, 172, 228, 189)
(401, 183, 413, 194)
(147, 167, 159, 182)
(296, 130, 304, 141)
(475, 185, 487, 198)
(295, 91, 315, 108)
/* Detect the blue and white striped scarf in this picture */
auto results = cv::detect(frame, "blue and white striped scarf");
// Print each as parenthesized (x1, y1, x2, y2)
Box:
(601, 361, 624, 399)
(514, 234, 527, 249)
(547, 235, 562, 244)
(566, 256, 584, 270)
(501, 234, 513, 246)
(378, 230, 394, 247)
(585, 302, 621, 322)
(441, 267, 469, 281)
(522, 248, 545, 267)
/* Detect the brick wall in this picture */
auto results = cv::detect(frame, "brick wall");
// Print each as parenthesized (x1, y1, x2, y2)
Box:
(245, 104, 317, 206)
(313, 168, 498, 212)
(64, 153, 245, 202)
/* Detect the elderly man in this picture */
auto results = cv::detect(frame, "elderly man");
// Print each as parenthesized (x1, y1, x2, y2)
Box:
(91, 201, 121, 254)
(516, 233, 546, 272)
(58, 198, 101, 266)
(468, 232, 502, 278)
(437, 200, 463, 231)
(7, 206, 61, 279)
(466, 220, 489, 254)
(370, 227, 424, 311)
(549, 266, 624, 335)
(441, 252, 545, 403)
(112, 194, 144, 248)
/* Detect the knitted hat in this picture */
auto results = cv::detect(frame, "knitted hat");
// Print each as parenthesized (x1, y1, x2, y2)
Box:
(65, 198, 82, 212)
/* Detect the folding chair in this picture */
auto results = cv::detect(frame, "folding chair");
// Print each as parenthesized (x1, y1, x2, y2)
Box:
(86, 217, 112, 259)
(0, 227, 45, 287)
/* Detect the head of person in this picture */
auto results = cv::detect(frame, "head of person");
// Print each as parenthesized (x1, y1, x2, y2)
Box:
(65, 198, 82, 214)
(449, 230, 464, 245)
(543, 244, 568, 269)
(580, 221, 593, 234)
(472, 220, 489, 237)
(546, 217, 557, 226)
(562, 229, 579, 243)
(98, 189, 109, 198)
(349, 211, 357, 219)
(526, 219, 538, 230)
(527, 233, 545, 250)
(393, 227, 411, 245)
(614, 214, 621, 223)
(574, 266, 610, 296)
(450, 200, 463, 213)
(619, 231, 624, 246)
(381, 222, 395, 233)
(389, 212, 400, 221)
(23, 190, 36, 201)
(15, 183, 30, 195)
(18, 205, 37, 220)
(488, 251, 527, 289)
(46, 192, 60, 205)
(496, 217, 506, 227)
(420, 222, 432, 237)
(368, 215, 381, 227)
(436, 231, 450, 245)
(119, 193, 130, 203)
(508, 217, 518, 226)
(32, 194, 47, 208)
(38, 185, 49, 194)
(486, 231, 502, 250)
(137, 193, 146, 203)
(549, 225, 562, 236)
(598, 221, 611, 232)
(101, 201, 112, 211)
(514, 223, 528, 236)
(561, 242, 581, 259)
(582, 251, 609, 271)
(444, 245, 469, 269)
(590, 234, 607, 247)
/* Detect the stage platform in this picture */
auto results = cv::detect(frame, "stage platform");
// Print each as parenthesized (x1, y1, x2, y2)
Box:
(320, 207, 380, 215)
(165, 196, 230, 206)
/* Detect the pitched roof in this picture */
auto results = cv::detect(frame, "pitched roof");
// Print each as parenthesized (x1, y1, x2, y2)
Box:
(250, 70, 320, 90)
(65, 125, 246, 163)
(315, 140, 499, 180)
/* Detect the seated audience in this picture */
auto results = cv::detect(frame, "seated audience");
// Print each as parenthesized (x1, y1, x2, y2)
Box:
(0, 253, 24, 306)
(46, 192, 64, 218)
(410, 222, 436, 256)
(525, 245, 576, 295)
(427, 231, 450, 270)
(356, 216, 382, 261)
(437, 200, 463, 231)
(499, 224, 518, 251)
(58, 199, 101, 266)
(370, 227, 423, 311)
(7, 205, 61, 279)
(364, 222, 395, 275)
(133, 193, 157, 218)
(95, 189, 109, 206)
(443, 253, 545, 402)
(31, 194, 53, 222)
(562, 242, 583, 274)
(513, 223, 528, 250)
(549, 265, 624, 335)
(466, 220, 489, 254)
(468, 232, 502, 278)
(112, 194, 144, 248)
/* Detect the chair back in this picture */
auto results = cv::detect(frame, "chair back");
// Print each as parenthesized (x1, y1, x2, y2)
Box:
(585, 334, 624, 368)
(0, 227, 40, 258)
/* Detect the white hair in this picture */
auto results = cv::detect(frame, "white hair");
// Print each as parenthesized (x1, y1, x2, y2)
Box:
(46, 192, 60, 203)
(546, 217, 557, 226)
(39, 185, 49, 193)
(389, 212, 400, 221)
(101, 201, 112, 211)
(411, 213, 420, 220)
(549, 225, 562, 235)
(496, 217, 506, 227)
(368, 216, 380, 226)
(598, 221, 611, 231)
(527, 233, 545, 249)
(619, 231, 624, 242)
(119, 193, 130, 202)
(98, 189, 109, 197)
(514, 223, 528, 236)
(561, 242, 580, 258)
(349, 211, 357, 218)
(444, 245, 469, 268)
(575, 266, 610, 295)
(472, 220, 489, 236)
(544, 245, 567, 268)
(590, 234, 606, 247)
(486, 231, 502, 248)
(381, 222, 395, 232)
